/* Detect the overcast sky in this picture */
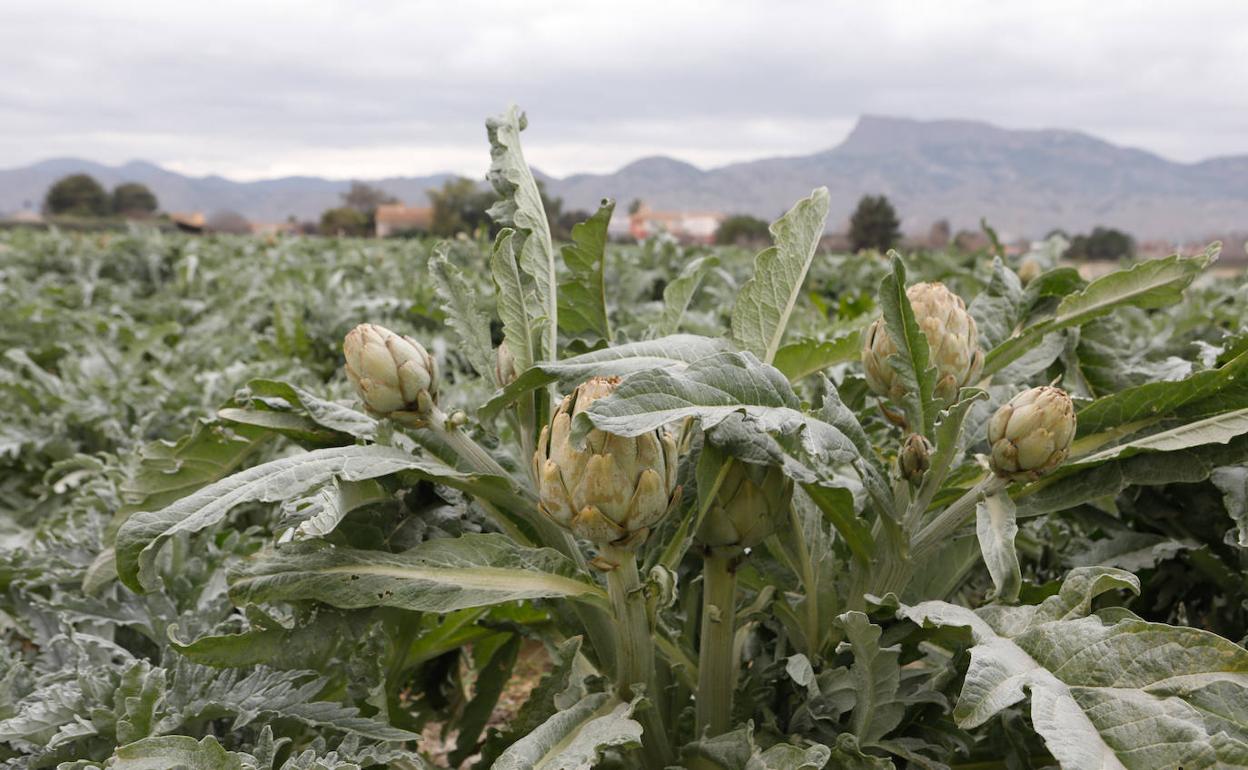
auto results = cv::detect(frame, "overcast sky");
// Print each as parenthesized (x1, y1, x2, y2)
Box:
(3, 1, 1246, 181)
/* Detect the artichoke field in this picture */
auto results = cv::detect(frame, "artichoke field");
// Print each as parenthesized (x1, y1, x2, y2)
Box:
(2, 108, 1248, 769)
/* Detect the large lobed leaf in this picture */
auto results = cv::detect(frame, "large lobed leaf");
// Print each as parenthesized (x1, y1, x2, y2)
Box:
(898, 567, 1248, 769)
(731, 187, 830, 364)
(558, 199, 614, 341)
(575, 351, 860, 487)
(480, 334, 732, 418)
(115, 444, 492, 592)
(486, 106, 558, 363)
(229, 533, 607, 613)
(493, 692, 642, 770)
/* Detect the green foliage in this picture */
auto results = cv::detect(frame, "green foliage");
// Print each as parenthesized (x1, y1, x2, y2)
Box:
(4, 107, 1248, 769)
(1070, 225, 1136, 260)
(44, 173, 111, 216)
(319, 206, 370, 236)
(112, 182, 159, 216)
(848, 193, 901, 252)
(715, 213, 771, 245)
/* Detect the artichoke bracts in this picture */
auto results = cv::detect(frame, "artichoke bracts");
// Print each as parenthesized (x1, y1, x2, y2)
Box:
(862, 282, 983, 404)
(898, 432, 933, 483)
(697, 461, 793, 555)
(534, 377, 681, 548)
(343, 323, 438, 420)
(988, 385, 1076, 481)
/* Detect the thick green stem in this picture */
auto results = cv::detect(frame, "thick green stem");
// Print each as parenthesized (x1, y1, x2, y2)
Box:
(696, 550, 738, 739)
(910, 476, 1008, 560)
(603, 545, 672, 768)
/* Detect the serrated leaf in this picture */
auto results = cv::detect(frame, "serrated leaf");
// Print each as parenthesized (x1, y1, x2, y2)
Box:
(480, 334, 732, 419)
(773, 333, 861, 381)
(491, 228, 537, 371)
(430, 246, 498, 384)
(229, 533, 607, 612)
(968, 257, 1024, 350)
(836, 611, 905, 746)
(558, 199, 613, 341)
(731, 187, 830, 363)
(985, 248, 1216, 376)
(576, 351, 858, 487)
(116, 445, 487, 592)
(899, 567, 1248, 770)
(493, 692, 642, 770)
(487, 106, 557, 362)
(975, 492, 1021, 602)
(109, 735, 253, 770)
(659, 255, 719, 336)
(877, 253, 938, 437)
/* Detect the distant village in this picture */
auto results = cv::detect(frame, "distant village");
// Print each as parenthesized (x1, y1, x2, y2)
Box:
(2, 172, 1243, 265)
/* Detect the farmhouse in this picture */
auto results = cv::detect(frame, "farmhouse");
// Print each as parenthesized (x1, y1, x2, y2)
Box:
(375, 204, 433, 237)
(628, 204, 725, 244)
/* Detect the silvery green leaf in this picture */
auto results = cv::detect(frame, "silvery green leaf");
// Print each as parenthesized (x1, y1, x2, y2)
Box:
(659, 254, 720, 336)
(491, 228, 538, 371)
(116, 444, 488, 592)
(1210, 465, 1248, 548)
(486, 106, 557, 362)
(430, 246, 497, 385)
(1065, 529, 1196, 571)
(898, 567, 1248, 770)
(975, 492, 1020, 602)
(969, 257, 1024, 350)
(480, 334, 731, 418)
(878, 253, 938, 437)
(774, 333, 861, 382)
(229, 533, 606, 613)
(577, 351, 858, 487)
(986, 246, 1217, 376)
(493, 692, 642, 770)
(835, 611, 905, 746)
(108, 735, 255, 770)
(731, 187, 830, 364)
(558, 199, 613, 341)
(683, 722, 832, 770)
(1069, 406, 1248, 469)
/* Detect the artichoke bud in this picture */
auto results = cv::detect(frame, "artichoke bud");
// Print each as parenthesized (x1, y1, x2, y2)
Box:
(533, 376, 681, 548)
(898, 433, 933, 483)
(495, 341, 519, 388)
(987, 385, 1076, 481)
(343, 323, 438, 419)
(696, 461, 793, 554)
(862, 282, 983, 405)
(1017, 257, 1042, 286)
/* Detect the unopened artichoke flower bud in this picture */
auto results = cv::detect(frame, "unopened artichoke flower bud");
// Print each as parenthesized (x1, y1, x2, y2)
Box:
(1017, 257, 1042, 286)
(494, 341, 518, 387)
(987, 386, 1076, 481)
(697, 461, 793, 554)
(898, 433, 933, 483)
(862, 282, 983, 404)
(533, 377, 681, 548)
(343, 323, 438, 418)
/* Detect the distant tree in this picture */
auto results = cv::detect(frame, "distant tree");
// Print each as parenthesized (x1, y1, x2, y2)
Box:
(205, 210, 252, 235)
(848, 194, 901, 253)
(428, 177, 496, 237)
(341, 182, 397, 214)
(927, 219, 951, 249)
(44, 174, 110, 217)
(319, 206, 370, 237)
(627, 198, 644, 215)
(1069, 226, 1135, 261)
(715, 214, 771, 245)
(111, 182, 158, 216)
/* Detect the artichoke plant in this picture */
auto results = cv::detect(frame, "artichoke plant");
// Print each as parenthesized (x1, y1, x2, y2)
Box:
(898, 432, 933, 483)
(697, 460, 793, 554)
(343, 323, 438, 419)
(534, 376, 681, 548)
(988, 385, 1076, 481)
(862, 281, 983, 404)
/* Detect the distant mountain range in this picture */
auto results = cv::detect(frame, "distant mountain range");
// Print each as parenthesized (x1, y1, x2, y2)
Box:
(4, 116, 1247, 239)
